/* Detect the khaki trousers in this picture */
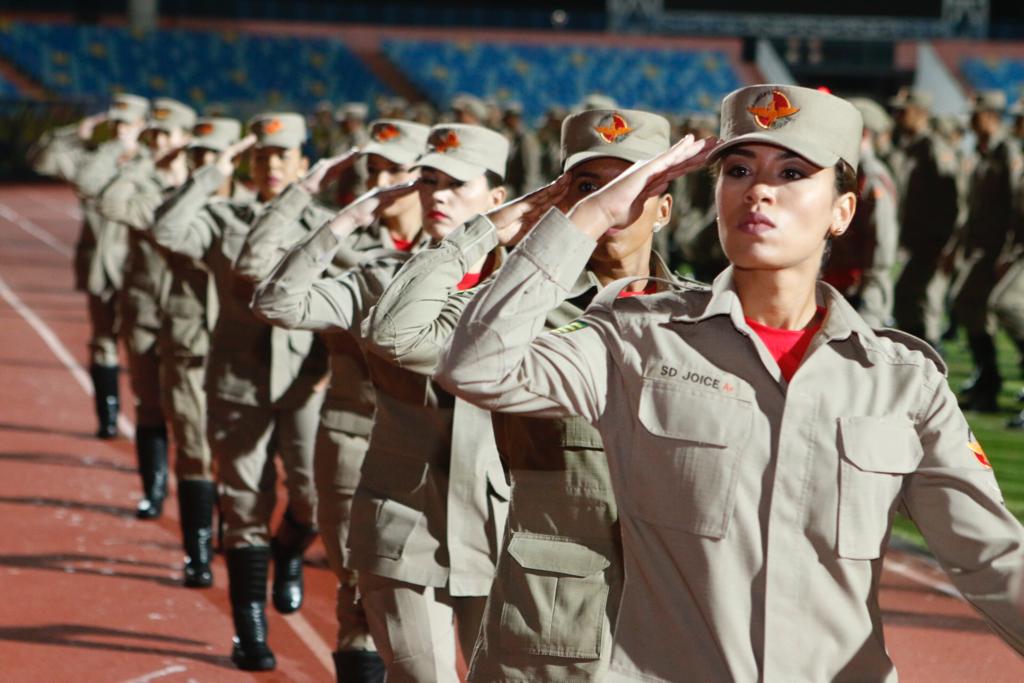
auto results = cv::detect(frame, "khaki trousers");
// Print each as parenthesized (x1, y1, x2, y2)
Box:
(126, 345, 164, 428)
(86, 293, 119, 367)
(894, 250, 949, 342)
(208, 391, 324, 549)
(315, 426, 376, 651)
(359, 572, 486, 683)
(160, 354, 212, 481)
(951, 251, 999, 335)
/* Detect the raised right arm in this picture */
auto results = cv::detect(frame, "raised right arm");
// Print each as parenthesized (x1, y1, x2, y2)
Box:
(150, 165, 225, 260)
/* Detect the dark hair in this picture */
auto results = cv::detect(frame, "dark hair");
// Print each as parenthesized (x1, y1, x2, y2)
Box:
(485, 170, 504, 189)
(821, 159, 858, 269)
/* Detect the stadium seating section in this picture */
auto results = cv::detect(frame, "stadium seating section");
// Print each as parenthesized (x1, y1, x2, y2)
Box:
(0, 21, 386, 111)
(960, 56, 1024, 103)
(381, 39, 741, 119)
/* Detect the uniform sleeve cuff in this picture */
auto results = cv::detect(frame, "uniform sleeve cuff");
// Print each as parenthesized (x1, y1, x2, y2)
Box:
(273, 183, 315, 217)
(194, 165, 228, 194)
(444, 214, 500, 268)
(303, 223, 344, 268)
(515, 208, 597, 289)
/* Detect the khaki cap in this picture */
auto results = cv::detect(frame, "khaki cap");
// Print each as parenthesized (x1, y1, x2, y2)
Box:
(970, 90, 1007, 113)
(1010, 98, 1024, 117)
(108, 93, 149, 123)
(711, 84, 863, 169)
(451, 93, 488, 122)
(414, 123, 509, 181)
(361, 119, 430, 165)
(336, 102, 369, 120)
(561, 108, 670, 171)
(849, 97, 893, 134)
(188, 117, 242, 152)
(248, 112, 306, 149)
(888, 87, 933, 111)
(145, 97, 197, 133)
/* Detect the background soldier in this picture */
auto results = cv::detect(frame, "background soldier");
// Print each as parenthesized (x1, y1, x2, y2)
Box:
(98, 97, 196, 519)
(502, 101, 543, 196)
(888, 88, 960, 348)
(950, 90, 1022, 412)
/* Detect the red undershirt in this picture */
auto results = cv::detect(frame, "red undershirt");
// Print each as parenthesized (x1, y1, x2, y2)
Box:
(391, 236, 414, 252)
(745, 307, 826, 382)
(616, 280, 659, 298)
(457, 252, 498, 291)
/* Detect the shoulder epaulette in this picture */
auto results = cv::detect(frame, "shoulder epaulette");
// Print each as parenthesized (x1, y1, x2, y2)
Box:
(871, 327, 948, 376)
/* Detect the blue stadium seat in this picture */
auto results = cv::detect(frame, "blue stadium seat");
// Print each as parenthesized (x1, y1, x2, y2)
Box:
(381, 38, 741, 120)
(960, 57, 1024, 104)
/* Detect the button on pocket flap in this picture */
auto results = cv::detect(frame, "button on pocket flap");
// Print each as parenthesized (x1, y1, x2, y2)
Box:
(638, 380, 750, 445)
(508, 536, 610, 577)
(839, 416, 922, 474)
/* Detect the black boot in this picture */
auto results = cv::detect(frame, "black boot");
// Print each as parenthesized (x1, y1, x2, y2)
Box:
(89, 364, 120, 439)
(227, 546, 276, 671)
(135, 425, 169, 520)
(271, 509, 318, 614)
(333, 650, 386, 683)
(960, 334, 1002, 413)
(178, 479, 216, 588)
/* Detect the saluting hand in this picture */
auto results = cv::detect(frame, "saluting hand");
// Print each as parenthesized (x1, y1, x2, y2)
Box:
(568, 134, 718, 240)
(214, 134, 257, 178)
(300, 148, 360, 195)
(327, 180, 419, 239)
(77, 112, 107, 141)
(486, 174, 572, 246)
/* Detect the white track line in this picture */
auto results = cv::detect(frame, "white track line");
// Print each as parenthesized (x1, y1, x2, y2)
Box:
(885, 556, 963, 601)
(0, 202, 74, 258)
(25, 189, 82, 220)
(118, 665, 187, 683)
(0, 273, 134, 438)
(0, 197, 335, 676)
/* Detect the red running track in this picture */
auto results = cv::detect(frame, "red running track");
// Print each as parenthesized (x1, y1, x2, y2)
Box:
(0, 183, 1021, 682)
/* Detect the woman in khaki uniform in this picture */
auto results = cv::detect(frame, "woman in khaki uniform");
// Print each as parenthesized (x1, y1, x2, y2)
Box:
(438, 85, 1024, 681)
(253, 124, 511, 683)
(240, 118, 430, 683)
(151, 113, 328, 672)
(362, 109, 679, 682)
(98, 98, 196, 520)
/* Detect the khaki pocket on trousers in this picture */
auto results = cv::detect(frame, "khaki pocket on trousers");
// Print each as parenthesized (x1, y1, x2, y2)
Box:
(499, 535, 610, 659)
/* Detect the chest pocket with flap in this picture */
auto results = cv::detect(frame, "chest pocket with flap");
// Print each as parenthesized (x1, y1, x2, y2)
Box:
(837, 416, 922, 560)
(631, 379, 752, 538)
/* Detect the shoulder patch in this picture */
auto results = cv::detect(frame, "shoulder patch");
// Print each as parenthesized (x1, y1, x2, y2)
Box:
(551, 320, 590, 334)
(872, 328, 948, 376)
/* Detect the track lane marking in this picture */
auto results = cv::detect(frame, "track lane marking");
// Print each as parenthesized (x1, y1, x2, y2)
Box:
(0, 196, 336, 676)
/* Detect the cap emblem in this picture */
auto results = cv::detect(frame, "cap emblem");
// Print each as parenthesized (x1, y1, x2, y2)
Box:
(430, 130, 461, 154)
(748, 89, 800, 129)
(113, 101, 129, 109)
(259, 118, 283, 136)
(194, 123, 214, 137)
(153, 108, 170, 120)
(373, 123, 401, 142)
(594, 113, 633, 143)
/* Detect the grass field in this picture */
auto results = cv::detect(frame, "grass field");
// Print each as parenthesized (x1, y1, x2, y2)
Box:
(892, 330, 1024, 547)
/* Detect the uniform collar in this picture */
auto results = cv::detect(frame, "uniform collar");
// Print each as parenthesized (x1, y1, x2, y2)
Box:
(670, 265, 878, 344)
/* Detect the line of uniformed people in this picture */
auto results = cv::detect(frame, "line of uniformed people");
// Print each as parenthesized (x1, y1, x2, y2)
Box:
(30, 90, 687, 681)
(28, 81, 1024, 683)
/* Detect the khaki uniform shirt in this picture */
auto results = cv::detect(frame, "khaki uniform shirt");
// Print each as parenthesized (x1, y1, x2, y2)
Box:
(29, 123, 87, 182)
(98, 159, 179, 354)
(505, 127, 543, 197)
(236, 183, 419, 436)
(890, 131, 959, 257)
(151, 166, 328, 407)
(75, 140, 147, 297)
(436, 209, 1024, 682)
(253, 220, 507, 596)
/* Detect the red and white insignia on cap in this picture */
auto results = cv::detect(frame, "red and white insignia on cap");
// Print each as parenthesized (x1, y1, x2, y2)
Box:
(430, 130, 460, 153)
(748, 89, 800, 129)
(594, 113, 633, 143)
(194, 123, 214, 136)
(259, 118, 283, 135)
(373, 123, 401, 142)
(153, 108, 170, 120)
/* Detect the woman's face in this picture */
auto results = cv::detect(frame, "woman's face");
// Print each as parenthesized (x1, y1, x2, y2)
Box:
(251, 145, 308, 200)
(561, 157, 670, 267)
(418, 167, 504, 240)
(715, 143, 854, 274)
(365, 153, 421, 221)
